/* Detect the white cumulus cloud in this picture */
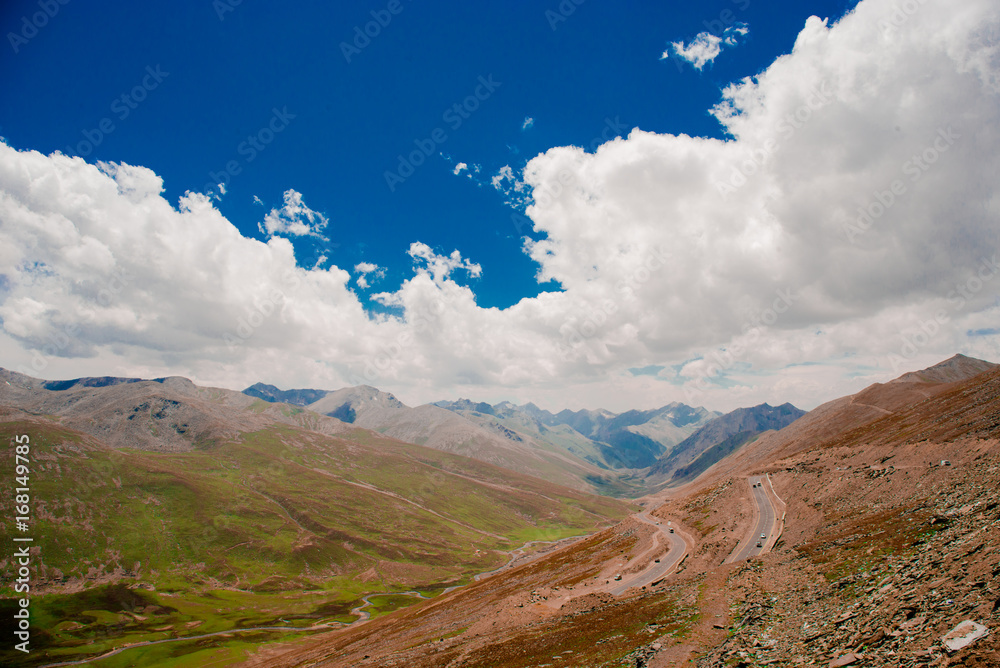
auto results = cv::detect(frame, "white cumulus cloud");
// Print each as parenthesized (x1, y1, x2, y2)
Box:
(667, 23, 749, 69)
(492, 165, 515, 190)
(1, 0, 998, 413)
(258, 189, 328, 238)
(354, 261, 385, 290)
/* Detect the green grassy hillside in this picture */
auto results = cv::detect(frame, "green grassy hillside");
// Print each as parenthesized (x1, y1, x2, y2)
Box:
(0, 418, 631, 667)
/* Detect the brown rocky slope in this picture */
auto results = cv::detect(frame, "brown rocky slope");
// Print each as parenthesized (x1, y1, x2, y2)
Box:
(240, 357, 1000, 667)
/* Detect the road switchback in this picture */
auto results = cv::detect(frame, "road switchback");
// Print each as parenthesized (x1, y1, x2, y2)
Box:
(610, 507, 687, 596)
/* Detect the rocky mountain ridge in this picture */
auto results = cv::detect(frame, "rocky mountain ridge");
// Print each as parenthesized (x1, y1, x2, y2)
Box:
(647, 402, 806, 484)
(238, 356, 1000, 667)
(0, 369, 632, 668)
(433, 398, 721, 470)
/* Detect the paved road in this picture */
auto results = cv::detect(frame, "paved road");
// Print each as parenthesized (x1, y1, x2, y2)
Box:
(728, 475, 777, 562)
(610, 508, 686, 596)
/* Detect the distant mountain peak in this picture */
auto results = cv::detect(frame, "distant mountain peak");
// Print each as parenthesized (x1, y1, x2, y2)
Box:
(647, 401, 805, 484)
(892, 354, 997, 385)
(242, 383, 328, 407)
(41, 375, 146, 391)
(432, 398, 496, 415)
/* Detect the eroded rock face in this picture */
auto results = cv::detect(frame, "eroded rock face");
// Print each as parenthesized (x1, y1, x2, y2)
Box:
(942, 620, 989, 653)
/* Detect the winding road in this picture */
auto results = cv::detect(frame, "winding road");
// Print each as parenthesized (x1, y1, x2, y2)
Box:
(727, 475, 778, 562)
(348, 590, 429, 623)
(610, 507, 687, 596)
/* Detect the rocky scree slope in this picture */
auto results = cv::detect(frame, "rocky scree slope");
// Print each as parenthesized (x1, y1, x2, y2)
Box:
(235, 358, 1000, 667)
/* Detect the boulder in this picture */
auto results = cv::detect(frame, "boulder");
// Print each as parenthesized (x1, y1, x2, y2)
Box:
(828, 652, 862, 667)
(941, 620, 989, 653)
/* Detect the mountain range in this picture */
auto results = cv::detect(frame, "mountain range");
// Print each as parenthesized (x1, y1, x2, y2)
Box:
(0, 367, 631, 667)
(237, 353, 1000, 667)
(3, 354, 997, 667)
(243, 383, 806, 496)
(645, 402, 806, 484)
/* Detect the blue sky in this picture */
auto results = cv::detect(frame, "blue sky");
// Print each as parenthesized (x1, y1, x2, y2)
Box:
(1, 0, 997, 412)
(2, 0, 853, 309)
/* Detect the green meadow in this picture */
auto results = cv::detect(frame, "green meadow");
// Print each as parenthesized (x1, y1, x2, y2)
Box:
(0, 419, 630, 666)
